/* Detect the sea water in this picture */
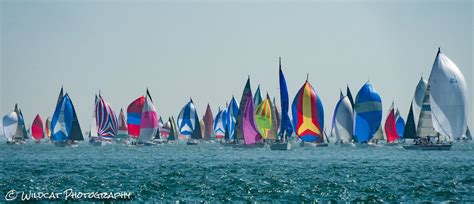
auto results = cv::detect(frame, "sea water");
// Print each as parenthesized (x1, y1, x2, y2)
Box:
(1, 142, 473, 202)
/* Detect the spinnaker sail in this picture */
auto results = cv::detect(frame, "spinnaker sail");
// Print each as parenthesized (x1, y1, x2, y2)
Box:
(395, 109, 405, 138)
(31, 114, 45, 140)
(242, 91, 262, 145)
(202, 104, 214, 140)
(96, 95, 119, 140)
(429, 49, 468, 140)
(292, 80, 324, 143)
(384, 102, 399, 143)
(213, 107, 227, 139)
(3, 112, 19, 142)
(127, 96, 145, 138)
(137, 91, 158, 143)
(353, 82, 382, 143)
(331, 95, 353, 143)
(255, 96, 272, 139)
(177, 99, 202, 140)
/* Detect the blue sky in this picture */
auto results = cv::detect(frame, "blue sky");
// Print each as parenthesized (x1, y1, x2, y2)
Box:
(1, 0, 472, 133)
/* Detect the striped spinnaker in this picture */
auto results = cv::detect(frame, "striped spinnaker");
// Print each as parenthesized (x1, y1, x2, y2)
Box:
(96, 96, 119, 139)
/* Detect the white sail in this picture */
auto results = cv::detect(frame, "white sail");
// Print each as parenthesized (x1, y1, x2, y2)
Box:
(2, 112, 19, 142)
(413, 77, 427, 127)
(429, 51, 468, 140)
(332, 96, 353, 143)
(90, 100, 98, 138)
(416, 87, 437, 138)
(372, 126, 385, 140)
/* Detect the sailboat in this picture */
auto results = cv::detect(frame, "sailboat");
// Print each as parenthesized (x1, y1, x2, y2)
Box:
(202, 104, 214, 141)
(153, 117, 163, 143)
(159, 120, 171, 142)
(418, 48, 467, 150)
(353, 82, 382, 147)
(116, 108, 128, 140)
(177, 99, 202, 145)
(213, 107, 227, 140)
(126, 89, 159, 146)
(89, 95, 100, 146)
(401, 77, 428, 149)
(31, 114, 45, 143)
(331, 90, 354, 147)
(234, 89, 263, 148)
(94, 94, 119, 145)
(271, 58, 294, 150)
(384, 102, 400, 146)
(292, 77, 325, 147)
(234, 77, 252, 144)
(51, 88, 84, 147)
(3, 105, 28, 144)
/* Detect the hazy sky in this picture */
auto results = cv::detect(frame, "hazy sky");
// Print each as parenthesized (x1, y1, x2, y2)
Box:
(1, 0, 472, 134)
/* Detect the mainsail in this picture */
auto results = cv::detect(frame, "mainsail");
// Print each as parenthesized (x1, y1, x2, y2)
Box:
(331, 95, 353, 143)
(413, 77, 427, 127)
(242, 91, 262, 145)
(96, 95, 119, 140)
(353, 82, 382, 143)
(428, 49, 468, 140)
(31, 114, 45, 140)
(202, 104, 214, 140)
(255, 96, 272, 139)
(384, 102, 399, 143)
(403, 102, 417, 139)
(268, 97, 278, 140)
(89, 95, 99, 139)
(416, 87, 437, 138)
(278, 58, 293, 138)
